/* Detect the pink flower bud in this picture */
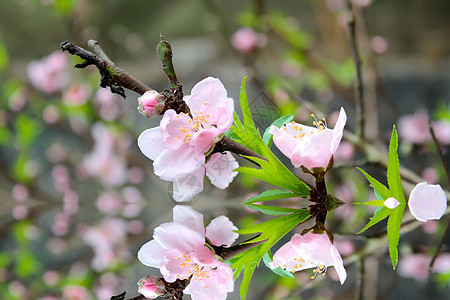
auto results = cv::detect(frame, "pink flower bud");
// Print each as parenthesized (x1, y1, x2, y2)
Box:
(138, 90, 164, 118)
(137, 276, 165, 299)
(408, 182, 447, 222)
(383, 197, 400, 209)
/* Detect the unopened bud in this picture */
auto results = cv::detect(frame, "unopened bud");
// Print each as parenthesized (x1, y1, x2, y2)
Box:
(137, 90, 164, 118)
(137, 275, 165, 299)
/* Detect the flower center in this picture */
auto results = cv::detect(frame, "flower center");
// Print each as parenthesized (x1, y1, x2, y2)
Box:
(310, 263, 327, 280)
(311, 113, 327, 131)
(173, 109, 213, 144)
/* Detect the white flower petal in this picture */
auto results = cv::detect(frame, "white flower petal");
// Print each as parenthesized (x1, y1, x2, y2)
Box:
(206, 152, 238, 189)
(206, 216, 239, 247)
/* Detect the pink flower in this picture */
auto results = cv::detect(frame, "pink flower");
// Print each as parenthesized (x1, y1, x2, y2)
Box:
(269, 233, 347, 284)
(138, 77, 238, 202)
(27, 51, 70, 94)
(434, 120, 450, 144)
(62, 285, 91, 300)
(231, 27, 267, 53)
(408, 182, 447, 222)
(138, 90, 164, 118)
(138, 205, 238, 300)
(138, 276, 165, 298)
(269, 107, 347, 169)
(383, 197, 400, 209)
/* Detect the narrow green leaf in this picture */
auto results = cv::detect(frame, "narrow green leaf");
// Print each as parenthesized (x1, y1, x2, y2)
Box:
(262, 114, 294, 146)
(357, 206, 391, 234)
(245, 189, 298, 204)
(355, 200, 384, 207)
(245, 204, 299, 215)
(357, 168, 392, 199)
(387, 203, 405, 269)
(263, 252, 294, 278)
(386, 126, 405, 203)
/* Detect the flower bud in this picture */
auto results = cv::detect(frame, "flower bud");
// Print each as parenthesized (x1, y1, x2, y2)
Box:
(383, 197, 400, 209)
(137, 91, 164, 118)
(137, 275, 165, 299)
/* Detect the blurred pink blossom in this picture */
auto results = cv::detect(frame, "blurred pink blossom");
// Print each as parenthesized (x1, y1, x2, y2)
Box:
(421, 167, 439, 184)
(421, 220, 438, 234)
(12, 205, 28, 220)
(43, 105, 61, 124)
(398, 253, 450, 282)
(96, 191, 122, 215)
(43, 271, 60, 287)
(62, 285, 92, 300)
(231, 27, 267, 53)
(371, 36, 389, 54)
(398, 111, 431, 144)
(270, 233, 347, 284)
(12, 184, 28, 202)
(52, 165, 71, 193)
(63, 190, 79, 215)
(82, 218, 128, 271)
(408, 182, 447, 222)
(95, 88, 122, 121)
(27, 51, 69, 94)
(270, 108, 347, 169)
(334, 141, 355, 162)
(63, 84, 91, 106)
(433, 120, 450, 144)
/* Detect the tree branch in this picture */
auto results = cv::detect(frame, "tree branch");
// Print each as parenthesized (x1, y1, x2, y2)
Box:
(60, 40, 151, 98)
(345, 0, 366, 140)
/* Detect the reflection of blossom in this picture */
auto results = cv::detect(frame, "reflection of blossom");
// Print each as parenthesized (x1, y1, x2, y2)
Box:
(82, 123, 128, 187)
(138, 206, 237, 299)
(82, 218, 129, 271)
(270, 108, 347, 169)
(138, 77, 238, 202)
(408, 182, 447, 222)
(270, 233, 347, 284)
(27, 51, 69, 94)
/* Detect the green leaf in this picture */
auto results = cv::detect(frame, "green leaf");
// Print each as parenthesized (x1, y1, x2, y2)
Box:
(262, 114, 294, 146)
(386, 126, 405, 203)
(0, 40, 9, 73)
(263, 251, 294, 278)
(245, 189, 299, 204)
(233, 210, 311, 299)
(245, 204, 299, 215)
(357, 168, 392, 200)
(355, 199, 384, 207)
(230, 77, 311, 197)
(357, 206, 391, 234)
(387, 203, 405, 269)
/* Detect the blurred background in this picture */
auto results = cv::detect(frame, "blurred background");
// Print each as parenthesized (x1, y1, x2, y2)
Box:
(0, 0, 449, 299)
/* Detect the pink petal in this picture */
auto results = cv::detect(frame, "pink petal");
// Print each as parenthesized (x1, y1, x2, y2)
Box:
(205, 215, 239, 247)
(185, 77, 227, 116)
(153, 222, 204, 253)
(205, 152, 239, 189)
(153, 147, 204, 182)
(329, 243, 347, 284)
(193, 129, 218, 154)
(408, 182, 447, 222)
(137, 127, 165, 161)
(137, 240, 166, 268)
(173, 205, 205, 235)
(172, 167, 205, 202)
(329, 107, 347, 154)
(194, 245, 218, 267)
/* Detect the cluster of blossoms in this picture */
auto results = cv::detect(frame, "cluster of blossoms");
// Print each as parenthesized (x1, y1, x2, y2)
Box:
(137, 205, 237, 299)
(138, 77, 239, 202)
